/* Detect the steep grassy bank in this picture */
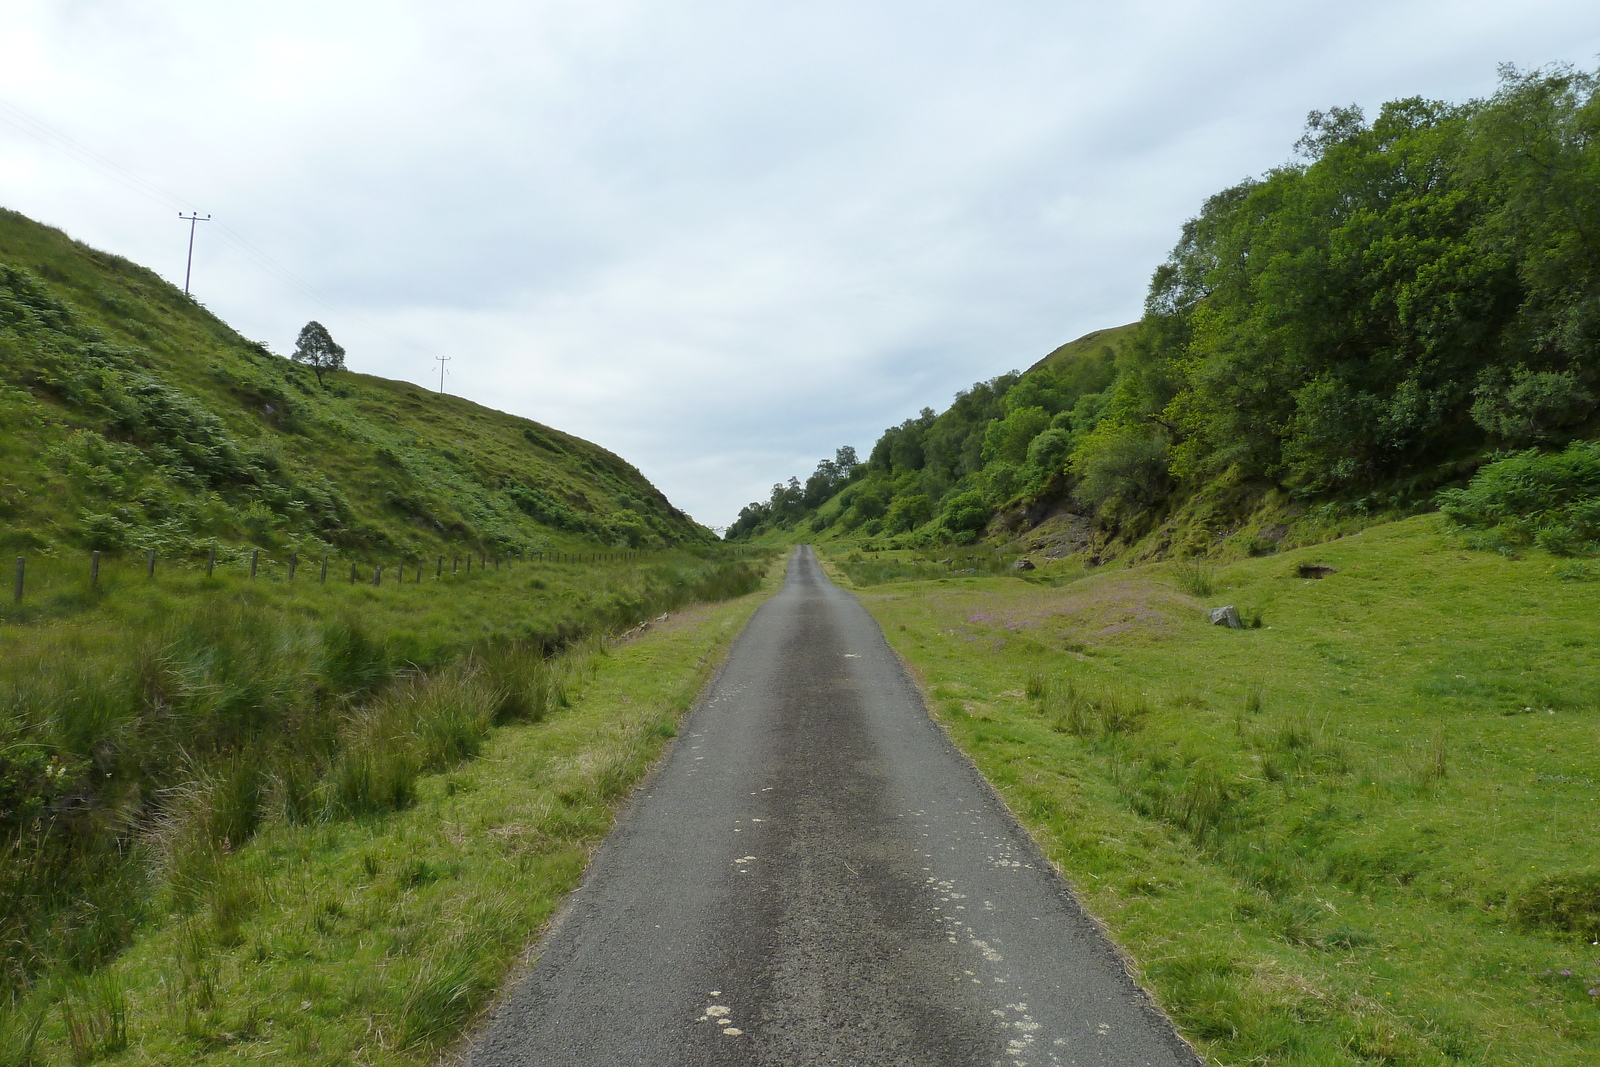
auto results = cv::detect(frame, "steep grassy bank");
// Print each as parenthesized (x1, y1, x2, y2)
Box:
(0, 207, 708, 559)
(1, 561, 779, 1065)
(0, 549, 769, 1022)
(835, 519, 1600, 1065)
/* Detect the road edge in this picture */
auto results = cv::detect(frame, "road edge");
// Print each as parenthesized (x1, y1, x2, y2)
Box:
(441, 556, 791, 1065)
(843, 580, 1207, 1067)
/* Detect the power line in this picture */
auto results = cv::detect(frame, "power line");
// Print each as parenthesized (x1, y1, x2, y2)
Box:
(0, 96, 452, 377)
(0, 98, 193, 212)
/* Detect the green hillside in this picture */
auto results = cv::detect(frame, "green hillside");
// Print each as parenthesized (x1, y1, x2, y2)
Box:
(731, 65, 1600, 560)
(0, 207, 710, 563)
(1025, 322, 1136, 375)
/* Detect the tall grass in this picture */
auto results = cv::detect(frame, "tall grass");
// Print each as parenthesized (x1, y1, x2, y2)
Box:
(58, 971, 127, 1064)
(1032, 674, 1150, 738)
(1170, 558, 1219, 597)
(0, 551, 769, 1004)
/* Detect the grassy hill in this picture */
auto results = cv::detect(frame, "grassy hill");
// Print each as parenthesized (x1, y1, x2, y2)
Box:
(725, 321, 1140, 543)
(0, 207, 710, 565)
(1025, 322, 1136, 375)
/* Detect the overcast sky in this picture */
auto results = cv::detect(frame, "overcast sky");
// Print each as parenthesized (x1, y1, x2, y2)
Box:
(3, 2, 1599, 527)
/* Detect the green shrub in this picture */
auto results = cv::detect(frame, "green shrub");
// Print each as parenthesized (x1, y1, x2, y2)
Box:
(1437, 441, 1600, 555)
(1071, 427, 1171, 515)
(883, 494, 932, 534)
(940, 490, 991, 536)
(1471, 367, 1595, 443)
(1024, 427, 1073, 471)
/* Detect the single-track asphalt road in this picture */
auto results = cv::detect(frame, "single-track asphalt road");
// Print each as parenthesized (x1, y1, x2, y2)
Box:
(465, 547, 1198, 1067)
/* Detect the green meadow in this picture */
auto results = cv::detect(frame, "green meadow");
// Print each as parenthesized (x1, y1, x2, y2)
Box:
(831, 518, 1600, 1065)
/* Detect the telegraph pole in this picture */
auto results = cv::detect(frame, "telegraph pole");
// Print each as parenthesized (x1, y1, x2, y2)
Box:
(435, 354, 452, 394)
(178, 211, 211, 295)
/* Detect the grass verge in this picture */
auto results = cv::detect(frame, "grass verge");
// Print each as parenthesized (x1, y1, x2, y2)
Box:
(2, 561, 779, 1065)
(842, 517, 1600, 1065)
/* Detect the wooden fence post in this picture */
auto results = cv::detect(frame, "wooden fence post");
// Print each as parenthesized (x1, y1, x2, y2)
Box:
(146, 548, 156, 577)
(91, 550, 100, 587)
(453, 556, 459, 575)
(374, 565, 382, 587)
(437, 556, 443, 578)
(350, 563, 357, 584)
(288, 553, 298, 581)
(12, 556, 22, 604)
(320, 555, 329, 584)
(467, 556, 472, 575)
(250, 549, 259, 579)
(207, 546, 216, 577)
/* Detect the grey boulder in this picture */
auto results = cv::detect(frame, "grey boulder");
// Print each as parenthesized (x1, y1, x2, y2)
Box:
(1209, 605, 1244, 628)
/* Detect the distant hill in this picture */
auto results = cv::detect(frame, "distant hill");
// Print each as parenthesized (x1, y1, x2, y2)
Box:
(0, 207, 710, 560)
(1025, 322, 1136, 375)
(724, 321, 1139, 543)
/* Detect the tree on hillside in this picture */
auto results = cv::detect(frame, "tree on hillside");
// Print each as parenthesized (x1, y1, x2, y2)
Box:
(292, 320, 346, 385)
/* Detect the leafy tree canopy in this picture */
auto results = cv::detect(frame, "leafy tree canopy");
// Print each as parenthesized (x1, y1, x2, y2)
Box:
(292, 320, 346, 385)
(729, 63, 1600, 545)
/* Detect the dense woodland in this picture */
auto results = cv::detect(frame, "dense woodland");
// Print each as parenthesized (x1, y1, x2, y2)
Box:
(730, 65, 1600, 550)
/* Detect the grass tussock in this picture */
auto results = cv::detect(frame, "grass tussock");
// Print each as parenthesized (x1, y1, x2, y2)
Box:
(1170, 558, 1220, 598)
(1031, 674, 1149, 738)
(1512, 871, 1600, 940)
(58, 971, 128, 1065)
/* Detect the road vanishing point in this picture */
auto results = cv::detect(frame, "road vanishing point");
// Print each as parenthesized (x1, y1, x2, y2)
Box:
(465, 547, 1199, 1067)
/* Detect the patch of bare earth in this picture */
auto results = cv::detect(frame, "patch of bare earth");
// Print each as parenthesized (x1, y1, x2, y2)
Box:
(919, 578, 1195, 649)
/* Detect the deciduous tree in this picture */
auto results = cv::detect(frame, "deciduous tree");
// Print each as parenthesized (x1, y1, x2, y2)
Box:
(292, 320, 346, 386)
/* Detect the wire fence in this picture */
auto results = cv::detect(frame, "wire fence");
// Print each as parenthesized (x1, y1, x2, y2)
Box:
(6, 544, 765, 613)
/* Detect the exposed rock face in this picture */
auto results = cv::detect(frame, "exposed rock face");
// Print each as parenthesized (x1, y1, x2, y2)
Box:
(1018, 505, 1095, 559)
(1013, 558, 1037, 571)
(1208, 605, 1244, 628)
(1298, 563, 1338, 579)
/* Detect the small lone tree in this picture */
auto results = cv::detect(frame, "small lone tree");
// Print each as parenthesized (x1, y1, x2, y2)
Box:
(292, 320, 346, 385)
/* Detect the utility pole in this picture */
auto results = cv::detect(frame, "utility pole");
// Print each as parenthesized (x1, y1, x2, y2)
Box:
(178, 211, 211, 295)
(435, 354, 452, 394)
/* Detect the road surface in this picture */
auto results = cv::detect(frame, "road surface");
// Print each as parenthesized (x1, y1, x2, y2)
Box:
(465, 546, 1197, 1066)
